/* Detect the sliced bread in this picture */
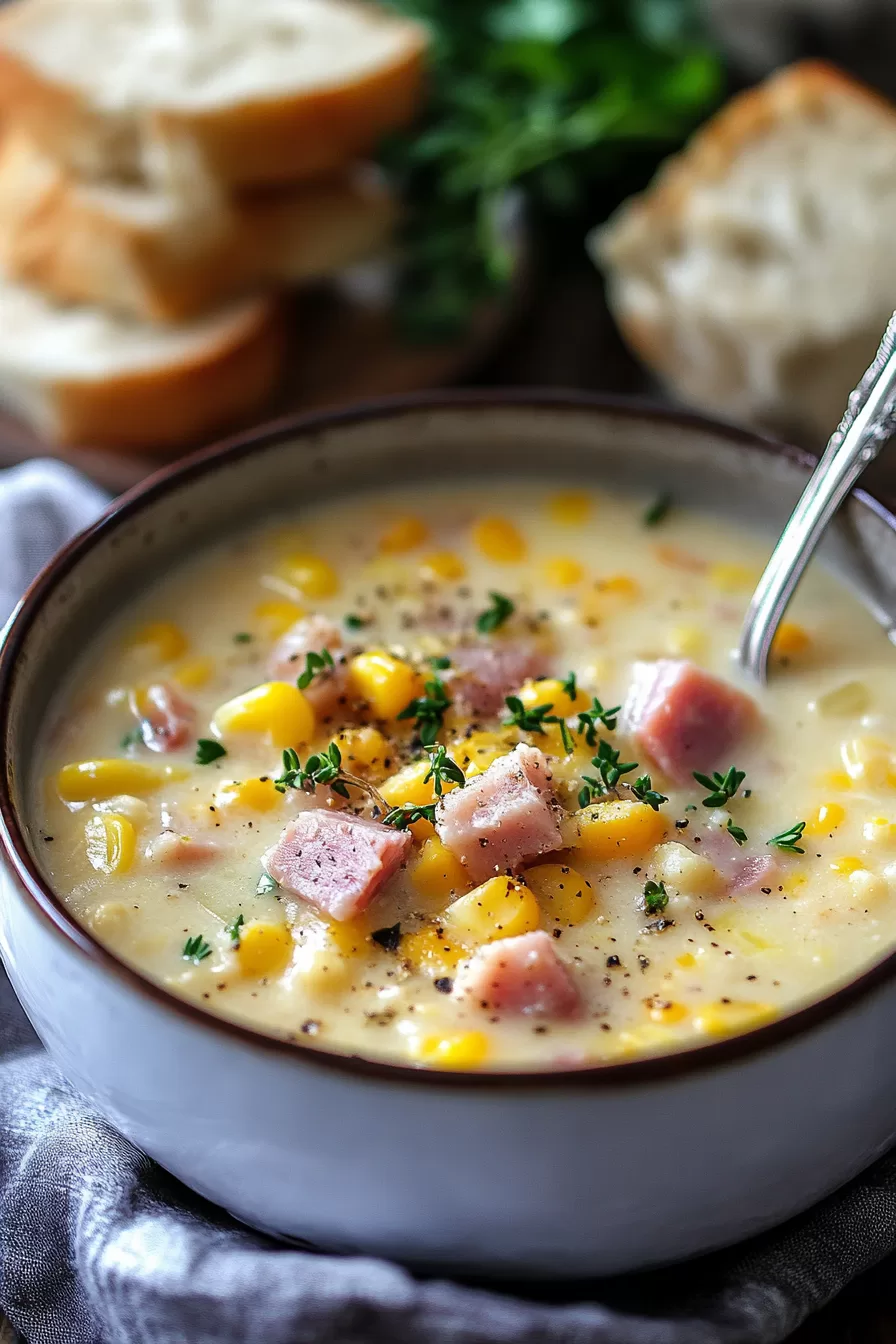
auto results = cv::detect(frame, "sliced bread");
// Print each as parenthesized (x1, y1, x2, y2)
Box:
(0, 130, 396, 322)
(0, 0, 427, 189)
(592, 61, 896, 444)
(0, 281, 284, 450)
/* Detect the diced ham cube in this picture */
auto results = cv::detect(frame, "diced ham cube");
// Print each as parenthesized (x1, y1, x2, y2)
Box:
(263, 809, 412, 922)
(436, 744, 562, 882)
(147, 831, 217, 866)
(450, 640, 550, 718)
(688, 827, 780, 895)
(623, 659, 758, 783)
(731, 853, 778, 894)
(267, 615, 349, 720)
(136, 682, 195, 753)
(453, 931, 581, 1018)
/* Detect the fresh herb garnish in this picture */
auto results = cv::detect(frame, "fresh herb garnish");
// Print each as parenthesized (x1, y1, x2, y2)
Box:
(195, 738, 227, 766)
(226, 913, 245, 945)
(693, 766, 746, 808)
(256, 872, 278, 896)
(382, 802, 437, 830)
(768, 821, 806, 854)
(120, 727, 142, 750)
(296, 647, 335, 690)
(233, 632, 253, 644)
(371, 923, 402, 952)
(503, 695, 574, 752)
(726, 818, 748, 846)
(642, 880, 669, 915)
(275, 742, 348, 797)
(630, 774, 668, 812)
(344, 613, 366, 630)
(643, 493, 672, 527)
(429, 655, 452, 669)
(576, 696, 621, 745)
(423, 744, 466, 796)
(561, 670, 578, 700)
(182, 934, 212, 964)
(591, 739, 639, 791)
(476, 590, 515, 635)
(397, 676, 452, 747)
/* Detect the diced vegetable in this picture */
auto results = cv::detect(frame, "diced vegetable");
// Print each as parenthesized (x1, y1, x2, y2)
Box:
(349, 650, 423, 721)
(523, 862, 594, 926)
(237, 922, 294, 978)
(471, 516, 526, 563)
(212, 682, 315, 748)
(411, 835, 471, 903)
(441, 875, 540, 945)
(277, 552, 339, 599)
(84, 813, 136, 874)
(379, 516, 428, 553)
(562, 800, 667, 861)
(57, 759, 182, 803)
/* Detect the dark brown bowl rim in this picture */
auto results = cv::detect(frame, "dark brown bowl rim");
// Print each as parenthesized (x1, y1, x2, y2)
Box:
(2, 387, 895, 1089)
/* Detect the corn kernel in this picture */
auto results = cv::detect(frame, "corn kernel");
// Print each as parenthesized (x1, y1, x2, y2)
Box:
(841, 736, 892, 786)
(450, 730, 512, 778)
(253, 598, 305, 638)
(804, 802, 846, 837)
(864, 816, 896, 846)
(830, 855, 864, 876)
(516, 677, 590, 714)
(665, 625, 706, 658)
(709, 563, 757, 593)
(331, 726, 392, 779)
(778, 871, 808, 896)
(237, 921, 293, 977)
(693, 1001, 775, 1037)
(128, 621, 187, 662)
(411, 836, 471, 904)
(212, 682, 315, 748)
(816, 681, 871, 717)
(548, 491, 591, 525)
(379, 516, 428, 554)
(648, 999, 689, 1024)
(524, 863, 594, 926)
(93, 794, 150, 825)
(543, 556, 584, 588)
(472, 516, 526, 563)
(772, 621, 811, 661)
(349, 650, 422, 721)
(403, 926, 465, 976)
(295, 947, 354, 995)
(57, 759, 183, 803)
(562, 800, 667, 861)
(419, 551, 467, 583)
(322, 920, 368, 956)
(442, 876, 540, 945)
(84, 813, 136, 874)
(651, 841, 722, 897)
(603, 575, 640, 599)
(173, 656, 214, 690)
(379, 758, 447, 839)
(818, 769, 853, 791)
(676, 952, 697, 969)
(849, 868, 890, 905)
(278, 552, 339, 599)
(214, 777, 281, 812)
(415, 1030, 489, 1070)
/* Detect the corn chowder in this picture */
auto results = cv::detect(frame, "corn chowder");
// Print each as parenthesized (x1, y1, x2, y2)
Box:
(34, 482, 896, 1071)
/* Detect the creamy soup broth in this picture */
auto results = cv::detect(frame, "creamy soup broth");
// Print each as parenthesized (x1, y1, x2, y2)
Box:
(33, 481, 896, 1070)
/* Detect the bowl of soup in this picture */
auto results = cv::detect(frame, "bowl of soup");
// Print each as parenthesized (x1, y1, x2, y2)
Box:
(2, 391, 896, 1276)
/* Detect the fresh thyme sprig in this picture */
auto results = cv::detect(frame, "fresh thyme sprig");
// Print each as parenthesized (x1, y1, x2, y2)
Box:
(382, 802, 437, 830)
(423, 744, 466, 796)
(693, 766, 746, 808)
(476, 591, 514, 634)
(182, 934, 212, 964)
(195, 738, 227, 766)
(726, 818, 748, 846)
(561, 670, 578, 700)
(273, 743, 385, 808)
(642, 880, 669, 915)
(226, 913, 244, 946)
(767, 821, 806, 854)
(296, 647, 335, 690)
(503, 696, 574, 753)
(630, 774, 668, 812)
(576, 696, 621, 745)
(643, 493, 672, 527)
(397, 676, 452, 747)
(577, 739, 639, 807)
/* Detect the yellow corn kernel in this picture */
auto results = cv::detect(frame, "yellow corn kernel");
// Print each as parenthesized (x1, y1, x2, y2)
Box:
(516, 677, 590, 714)
(349, 650, 422, 721)
(543, 556, 584, 588)
(212, 682, 315, 748)
(84, 813, 136, 875)
(562, 800, 667, 861)
(648, 999, 689, 1025)
(772, 621, 811, 661)
(830, 855, 864, 876)
(804, 802, 846, 837)
(840, 736, 892, 786)
(817, 681, 870, 718)
(600, 575, 640, 599)
(676, 952, 697, 969)
(524, 863, 594, 926)
(214, 776, 281, 812)
(379, 516, 428, 554)
(419, 551, 467, 583)
(665, 625, 706, 658)
(864, 816, 896, 847)
(173, 656, 214, 690)
(442, 875, 540, 945)
(472, 516, 526, 563)
(548, 491, 591, 525)
(778, 871, 808, 896)
(318, 920, 368, 957)
(415, 1030, 489, 1070)
(450, 730, 512, 778)
(403, 926, 465, 976)
(708, 563, 757, 593)
(651, 841, 723, 897)
(57, 759, 182, 803)
(128, 621, 187, 662)
(331, 726, 392, 779)
(849, 868, 890, 905)
(237, 921, 293, 977)
(818, 769, 853, 791)
(296, 947, 354, 995)
(411, 836, 471, 904)
(693, 1001, 776, 1037)
(253, 598, 305, 638)
(279, 552, 339, 600)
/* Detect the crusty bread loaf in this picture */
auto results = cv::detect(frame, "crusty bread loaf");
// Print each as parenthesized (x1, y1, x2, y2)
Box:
(0, 130, 396, 322)
(0, 281, 284, 449)
(0, 0, 426, 189)
(592, 61, 896, 445)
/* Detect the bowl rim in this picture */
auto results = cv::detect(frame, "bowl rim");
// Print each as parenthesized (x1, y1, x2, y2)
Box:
(3, 386, 896, 1089)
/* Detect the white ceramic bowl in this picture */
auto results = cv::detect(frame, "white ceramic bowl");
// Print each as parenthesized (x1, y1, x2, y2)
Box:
(2, 393, 896, 1278)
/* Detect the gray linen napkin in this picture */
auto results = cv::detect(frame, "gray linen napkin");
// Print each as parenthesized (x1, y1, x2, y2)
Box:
(0, 461, 894, 1344)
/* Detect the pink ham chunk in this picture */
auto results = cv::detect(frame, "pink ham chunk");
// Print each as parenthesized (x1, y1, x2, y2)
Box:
(135, 682, 195, 753)
(453, 931, 581, 1018)
(436, 744, 562, 882)
(450, 640, 550, 718)
(147, 831, 217, 866)
(267, 615, 349, 720)
(263, 809, 412, 922)
(623, 659, 758, 784)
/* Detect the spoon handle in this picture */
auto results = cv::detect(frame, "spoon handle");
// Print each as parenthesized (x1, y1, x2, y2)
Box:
(738, 311, 896, 683)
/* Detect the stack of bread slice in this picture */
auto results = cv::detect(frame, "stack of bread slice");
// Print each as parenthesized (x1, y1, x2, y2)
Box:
(0, 0, 427, 450)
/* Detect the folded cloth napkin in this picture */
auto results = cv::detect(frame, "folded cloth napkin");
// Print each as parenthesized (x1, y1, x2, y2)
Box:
(1, 461, 895, 1344)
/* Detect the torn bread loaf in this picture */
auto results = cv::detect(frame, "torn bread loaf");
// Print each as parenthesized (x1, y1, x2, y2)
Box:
(592, 61, 896, 444)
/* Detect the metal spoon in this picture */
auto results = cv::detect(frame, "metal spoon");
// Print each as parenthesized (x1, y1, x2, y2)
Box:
(738, 311, 896, 683)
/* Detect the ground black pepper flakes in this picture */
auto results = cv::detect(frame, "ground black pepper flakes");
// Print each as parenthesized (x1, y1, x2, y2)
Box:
(434, 977, 453, 994)
(301, 1019, 321, 1035)
(371, 923, 402, 953)
(606, 954, 621, 968)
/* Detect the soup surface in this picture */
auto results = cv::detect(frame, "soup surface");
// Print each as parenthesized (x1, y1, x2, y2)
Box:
(34, 480, 896, 1070)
